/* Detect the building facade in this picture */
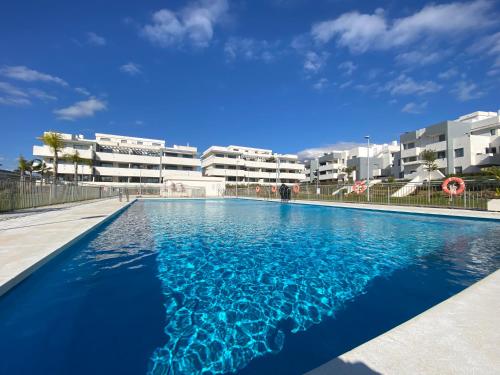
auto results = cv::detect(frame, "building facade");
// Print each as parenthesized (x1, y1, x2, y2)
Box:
(399, 111, 500, 179)
(304, 142, 400, 183)
(33, 132, 225, 195)
(201, 145, 305, 185)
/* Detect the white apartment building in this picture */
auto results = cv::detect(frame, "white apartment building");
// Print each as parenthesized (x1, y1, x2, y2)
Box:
(201, 145, 305, 185)
(33, 132, 225, 195)
(304, 142, 400, 182)
(399, 111, 500, 179)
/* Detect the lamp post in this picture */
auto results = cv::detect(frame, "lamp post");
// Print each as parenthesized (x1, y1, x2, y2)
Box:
(235, 156, 239, 198)
(365, 135, 370, 202)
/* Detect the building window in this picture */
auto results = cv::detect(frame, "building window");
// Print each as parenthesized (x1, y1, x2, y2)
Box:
(121, 140, 127, 144)
(100, 138, 111, 142)
(403, 142, 415, 150)
(485, 147, 497, 154)
(491, 129, 497, 136)
(438, 134, 445, 142)
(437, 151, 446, 159)
(454, 148, 464, 158)
(454, 166, 462, 174)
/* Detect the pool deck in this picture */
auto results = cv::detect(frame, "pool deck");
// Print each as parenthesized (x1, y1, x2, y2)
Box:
(0, 198, 133, 297)
(307, 268, 500, 375)
(237, 197, 500, 220)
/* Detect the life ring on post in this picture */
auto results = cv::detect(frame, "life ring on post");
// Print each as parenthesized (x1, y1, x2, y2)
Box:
(255, 185, 261, 193)
(292, 185, 300, 194)
(442, 177, 465, 196)
(353, 181, 367, 194)
(271, 185, 277, 193)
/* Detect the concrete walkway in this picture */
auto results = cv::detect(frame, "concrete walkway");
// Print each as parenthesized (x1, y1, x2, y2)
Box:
(0, 198, 132, 296)
(307, 269, 500, 375)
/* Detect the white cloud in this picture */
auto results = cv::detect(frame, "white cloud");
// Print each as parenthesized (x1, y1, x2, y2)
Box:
(303, 51, 328, 73)
(470, 31, 500, 73)
(438, 67, 459, 80)
(339, 80, 353, 89)
(27, 88, 57, 102)
(86, 32, 106, 46)
(0, 65, 68, 86)
(141, 0, 229, 48)
(53, 97, 107, 121)
(402, 101, 428, 114)
(0, 81, 56, 106)
(120, 62, 142, 75)
(338, 61, 357, 75)
(383, 74, 442, 96)
(312, 78, 328, 90)
(395, 50, 444, 66)
(451, 81, 484, 101)
(75, 87, 90, 96)
(297, 142, 366, 160)
(224, 38, 278, 62)
(311, 0, 494, 53)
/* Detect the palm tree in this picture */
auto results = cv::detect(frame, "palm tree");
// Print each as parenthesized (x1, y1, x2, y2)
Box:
(32, 161, 51, 185)
(482, 166, 500, 180)
(420, 149, 438, 203)
(41, 132, 64, 185)
(18, 155, 29, 181)
(63, 150, 85, 185)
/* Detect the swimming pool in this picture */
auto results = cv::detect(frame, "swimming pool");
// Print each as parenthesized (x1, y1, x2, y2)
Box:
(1, 199, 499, 374)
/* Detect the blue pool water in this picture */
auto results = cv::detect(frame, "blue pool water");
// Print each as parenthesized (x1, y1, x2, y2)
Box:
(1, 199, 499, 375)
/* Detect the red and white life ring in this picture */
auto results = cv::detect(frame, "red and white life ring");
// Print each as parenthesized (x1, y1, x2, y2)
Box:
(353, 180, 367, 194)
(442, 177, 465, 196)
(271, 185, 277, 193)
(292, 185, 300, 194)
(255, 185, 261, 193)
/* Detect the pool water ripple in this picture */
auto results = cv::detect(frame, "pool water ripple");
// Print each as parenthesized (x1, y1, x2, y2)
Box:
(144, 200, 500, 374)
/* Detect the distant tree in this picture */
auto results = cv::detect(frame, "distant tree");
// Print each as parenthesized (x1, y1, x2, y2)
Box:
(41, 132, 64, 185)
(33, 161, 51, 185)
(63, 150, 85, 185)
(482, 166, 500, 180)
(18, 155, 30, 181)
(344, 166, 356, 183)
(420, 149, 438, 203)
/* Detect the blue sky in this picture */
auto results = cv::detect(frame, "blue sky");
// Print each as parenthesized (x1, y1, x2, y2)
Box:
(1, 0, 499, 168)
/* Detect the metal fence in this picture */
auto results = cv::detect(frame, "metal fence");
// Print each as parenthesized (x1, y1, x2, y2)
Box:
(119, 185, 207, 198)
(0, 180, 121, 212)
(224, 180, 500, 211)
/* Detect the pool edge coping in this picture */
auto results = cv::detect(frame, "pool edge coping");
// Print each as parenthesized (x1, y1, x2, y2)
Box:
(306, 268, 500, 375)
(0, 199, 136, 297)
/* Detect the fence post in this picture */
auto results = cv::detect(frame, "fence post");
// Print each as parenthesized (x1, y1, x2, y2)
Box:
(387, 184, 390, 205)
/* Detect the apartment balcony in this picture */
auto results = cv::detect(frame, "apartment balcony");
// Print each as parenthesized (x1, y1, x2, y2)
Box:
(318, 172, 339, 181)
(94, 166, 160, 178)
(202, 156, 239, 167)
(33, 145, 93, 160)
(318, 163, 342, 172)
(280, 172, 305, 180)
(162, 156, 201, 167)
(475, 153, 500, 167)
(44, 163, 93, 175)
(204, 168, 248, 178)
(402, 159, 423, 166)
(424, 141, 447, 153)
(96, 152, 160, 165)
(400, 147, 421, 159)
